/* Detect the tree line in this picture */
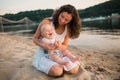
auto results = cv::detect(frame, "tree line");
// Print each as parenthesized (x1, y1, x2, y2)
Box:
(1, 0, 120, 22)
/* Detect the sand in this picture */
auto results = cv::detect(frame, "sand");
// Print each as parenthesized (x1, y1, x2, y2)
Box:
(0, 33, 120, 80)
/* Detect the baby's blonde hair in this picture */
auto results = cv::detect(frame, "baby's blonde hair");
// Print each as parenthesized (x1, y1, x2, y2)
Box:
(41, 24, 52, 36)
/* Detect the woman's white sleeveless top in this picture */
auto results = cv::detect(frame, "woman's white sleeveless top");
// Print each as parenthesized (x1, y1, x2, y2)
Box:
(50, 22, 67, 43)
(33, 22, 80, 74)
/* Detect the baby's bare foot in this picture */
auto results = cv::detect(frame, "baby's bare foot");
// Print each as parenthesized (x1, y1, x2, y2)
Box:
(77, 56, 80, 61)
(72, 56, 80, 62)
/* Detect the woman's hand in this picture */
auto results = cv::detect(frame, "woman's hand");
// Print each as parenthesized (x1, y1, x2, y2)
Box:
(54, 39, 61, 50)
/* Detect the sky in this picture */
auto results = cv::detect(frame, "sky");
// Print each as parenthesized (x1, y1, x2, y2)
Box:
(0, 0, 109, 15)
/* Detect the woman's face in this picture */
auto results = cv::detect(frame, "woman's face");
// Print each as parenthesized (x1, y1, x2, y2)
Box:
(58, 12, 72, 26)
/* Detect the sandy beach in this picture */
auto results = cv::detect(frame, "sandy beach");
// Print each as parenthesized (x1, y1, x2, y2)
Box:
(0, 33, 120, 80)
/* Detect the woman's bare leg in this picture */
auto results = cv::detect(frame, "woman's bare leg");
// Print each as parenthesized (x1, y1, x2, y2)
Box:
(48, 64, 63, 77)
(64, 64, 79, 74)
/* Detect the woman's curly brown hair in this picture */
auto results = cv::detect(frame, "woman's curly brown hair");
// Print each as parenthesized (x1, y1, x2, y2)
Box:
(52, 4, 82, 39)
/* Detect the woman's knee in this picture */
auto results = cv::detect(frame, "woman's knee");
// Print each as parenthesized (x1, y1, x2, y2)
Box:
(70, 65, 79, 74)
(48, 65, 63, 77)
(65, 64, 79, 74)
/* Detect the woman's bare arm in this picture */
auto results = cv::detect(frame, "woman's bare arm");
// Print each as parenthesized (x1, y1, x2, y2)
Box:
(33, 18, 54, 50)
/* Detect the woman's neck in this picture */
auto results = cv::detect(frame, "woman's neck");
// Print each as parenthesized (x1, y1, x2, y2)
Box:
(55, 25, 65, 34)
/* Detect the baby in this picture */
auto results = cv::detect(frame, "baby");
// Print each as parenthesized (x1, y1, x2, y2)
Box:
(40, 24, 80, 66)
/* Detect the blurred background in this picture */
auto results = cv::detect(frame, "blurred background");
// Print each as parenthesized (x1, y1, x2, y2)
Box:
(0, 0, 120, 34)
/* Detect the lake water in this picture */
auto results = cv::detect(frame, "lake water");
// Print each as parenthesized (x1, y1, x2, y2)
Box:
(1, 18, 120, 55)
(69, 28, 120, 55)
(3, 27, 120, 55)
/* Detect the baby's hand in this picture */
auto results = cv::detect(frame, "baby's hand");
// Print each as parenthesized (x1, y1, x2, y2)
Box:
(55, 39, 61, 49)
(49, 43, 56, 49)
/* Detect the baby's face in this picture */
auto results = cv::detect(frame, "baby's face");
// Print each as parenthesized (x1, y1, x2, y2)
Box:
(43, 25, 54, 39)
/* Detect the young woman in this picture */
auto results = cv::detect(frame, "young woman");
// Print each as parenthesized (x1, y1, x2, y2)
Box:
(32, 4, 82, 77)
